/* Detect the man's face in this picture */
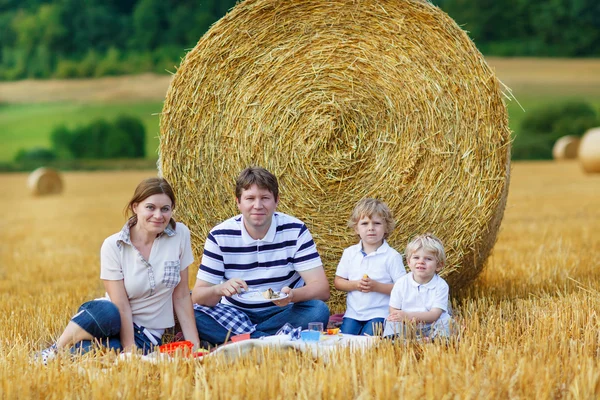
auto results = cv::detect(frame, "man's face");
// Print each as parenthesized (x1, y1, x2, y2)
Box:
(236, 184, 279, 234)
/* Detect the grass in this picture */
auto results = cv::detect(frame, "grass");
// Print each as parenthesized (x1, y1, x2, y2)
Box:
(0, 102, 164, 162)
(1, 161, 599, 398)
(504, 92, 600, 137)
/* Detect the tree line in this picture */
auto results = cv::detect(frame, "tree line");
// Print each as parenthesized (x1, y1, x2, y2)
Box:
(0, 0, 598, 80)
(15, 115, 146, 163)
(0, 0, 237, 79)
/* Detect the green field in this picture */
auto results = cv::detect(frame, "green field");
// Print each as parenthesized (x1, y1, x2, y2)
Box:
(0, 101, 164, 162)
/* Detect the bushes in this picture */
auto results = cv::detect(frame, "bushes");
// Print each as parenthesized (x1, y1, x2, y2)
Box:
(513, 101, 600, 160)
(44, 115, 146, 160)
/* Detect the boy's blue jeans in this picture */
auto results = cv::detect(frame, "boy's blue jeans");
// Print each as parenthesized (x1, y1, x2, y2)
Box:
(340, 317, 385, 336)
(70, 300, 162, 355)
(194, 300, 330, 345)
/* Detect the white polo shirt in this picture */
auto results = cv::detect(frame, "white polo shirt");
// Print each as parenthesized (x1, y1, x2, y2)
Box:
(336, 241, 406, 320)
(389, 272, 450, 326)
(100, 221, 194, 330)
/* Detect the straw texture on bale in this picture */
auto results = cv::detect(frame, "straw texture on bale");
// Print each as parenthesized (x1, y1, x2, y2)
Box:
(159, 0, 512, 304)
(552, 136, 580, 160)
(579, 127, 600, 173)
(27, 167, 63, 196)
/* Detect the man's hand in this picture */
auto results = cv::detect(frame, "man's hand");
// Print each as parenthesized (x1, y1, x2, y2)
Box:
(272, 286, 294, 307)
(216, 278, 248, 297)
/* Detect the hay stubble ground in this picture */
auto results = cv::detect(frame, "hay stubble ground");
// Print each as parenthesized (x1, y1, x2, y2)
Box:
(1, 161, 599, 398)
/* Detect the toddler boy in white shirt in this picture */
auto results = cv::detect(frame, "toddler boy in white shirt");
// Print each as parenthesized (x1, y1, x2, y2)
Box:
(383, 233, 452, 340)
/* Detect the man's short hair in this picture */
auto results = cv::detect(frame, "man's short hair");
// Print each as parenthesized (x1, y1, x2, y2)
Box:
(235, 166, 279, 199)
(347, 198, 395, 238)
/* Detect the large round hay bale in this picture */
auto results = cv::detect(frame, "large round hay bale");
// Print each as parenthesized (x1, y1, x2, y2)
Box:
(27, 167, 63, 196)
(579, 127, 600, 173)
(159, 0, 511, 303)
(553, 135, 580, 160)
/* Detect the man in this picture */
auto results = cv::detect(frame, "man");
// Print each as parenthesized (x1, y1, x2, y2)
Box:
(192, 166, 330, 345)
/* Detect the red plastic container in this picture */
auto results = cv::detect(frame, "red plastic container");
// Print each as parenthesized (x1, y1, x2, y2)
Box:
(159, 340, 194, 356)
(231, 333, 251, 343)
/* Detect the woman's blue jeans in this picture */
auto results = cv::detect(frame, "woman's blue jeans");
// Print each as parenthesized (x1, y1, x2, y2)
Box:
(70, 300, 162, 355)
(340, 317, 385, 336)
(194, 300, 330, 346)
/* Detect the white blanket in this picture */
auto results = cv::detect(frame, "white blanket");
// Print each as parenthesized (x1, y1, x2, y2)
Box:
(117, 334, 379, 364)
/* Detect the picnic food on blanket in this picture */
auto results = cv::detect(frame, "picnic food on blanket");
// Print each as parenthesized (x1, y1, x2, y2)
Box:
(262, 288, 280, 300)
(159, 341, 210, 357)
(159, 0, 512, 302)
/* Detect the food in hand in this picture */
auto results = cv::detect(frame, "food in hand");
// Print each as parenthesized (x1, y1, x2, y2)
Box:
(363, 274, 369, 279)
(262, 288, 280, 299)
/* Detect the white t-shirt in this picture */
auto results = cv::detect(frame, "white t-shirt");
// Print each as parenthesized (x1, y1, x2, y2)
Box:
(336, 241, 406, 320)
(100, 221, 194, 330)
(389, 272, 450, 326)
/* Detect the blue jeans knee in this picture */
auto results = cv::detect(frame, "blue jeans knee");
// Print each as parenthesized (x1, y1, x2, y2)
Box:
(71, 300, 121, 338)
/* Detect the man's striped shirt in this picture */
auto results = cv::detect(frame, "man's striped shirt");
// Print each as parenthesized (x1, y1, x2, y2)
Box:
(196, 212, 322, 311)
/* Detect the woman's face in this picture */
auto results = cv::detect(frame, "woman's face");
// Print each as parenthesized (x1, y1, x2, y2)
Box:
(132, 193, 173, 236)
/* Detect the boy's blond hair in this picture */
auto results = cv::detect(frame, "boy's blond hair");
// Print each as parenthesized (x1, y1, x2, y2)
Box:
(347, 198, 395, 238)
(405, 233, 446, 268)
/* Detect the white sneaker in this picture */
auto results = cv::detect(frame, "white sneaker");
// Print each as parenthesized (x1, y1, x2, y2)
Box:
(33, 343, 58, 365)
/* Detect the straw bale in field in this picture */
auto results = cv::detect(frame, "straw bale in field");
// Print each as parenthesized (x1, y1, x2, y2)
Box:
(159, 0, 512, 303)
(552, 136, 580, 160)
(27, 167, 63, 196)
(579, 127, 600, 173)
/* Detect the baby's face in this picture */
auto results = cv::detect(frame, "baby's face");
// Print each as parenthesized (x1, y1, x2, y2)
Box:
(407, 248, 441, 284)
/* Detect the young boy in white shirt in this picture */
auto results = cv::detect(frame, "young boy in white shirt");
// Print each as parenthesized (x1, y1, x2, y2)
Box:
(383, 233, 452, 340)
(334, 198, 406, 335)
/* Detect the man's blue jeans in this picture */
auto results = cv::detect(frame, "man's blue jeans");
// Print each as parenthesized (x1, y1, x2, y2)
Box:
(70, 300, 162, 355)
(194, 300, 330, 345)
(340, 317, 385, 336)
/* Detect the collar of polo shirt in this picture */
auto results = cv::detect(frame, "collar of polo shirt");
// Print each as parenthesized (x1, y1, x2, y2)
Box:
(240, 213, 278, 244)
(409, 272, 440, 290)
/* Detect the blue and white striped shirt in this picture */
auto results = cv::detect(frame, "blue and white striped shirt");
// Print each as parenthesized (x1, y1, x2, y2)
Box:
(196, 212, 322, 311)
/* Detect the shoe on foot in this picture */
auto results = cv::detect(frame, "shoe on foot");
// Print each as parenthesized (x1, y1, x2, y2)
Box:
(33, 343, 58, 365)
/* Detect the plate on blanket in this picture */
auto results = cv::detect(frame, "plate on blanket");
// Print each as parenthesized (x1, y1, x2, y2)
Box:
(232, 290, 288, 303)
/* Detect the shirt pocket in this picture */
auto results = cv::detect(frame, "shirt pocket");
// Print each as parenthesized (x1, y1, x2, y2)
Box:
(162, 260, 181, 288)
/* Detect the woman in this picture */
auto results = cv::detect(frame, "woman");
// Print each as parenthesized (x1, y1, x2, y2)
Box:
(35, 177, 200, 364)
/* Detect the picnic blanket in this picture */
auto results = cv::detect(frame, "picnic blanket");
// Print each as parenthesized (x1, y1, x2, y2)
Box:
(118, 333, 379, 365)
(207, 333, 378, 363)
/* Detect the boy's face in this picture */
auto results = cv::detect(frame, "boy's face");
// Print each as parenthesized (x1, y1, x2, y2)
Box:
(354, 214, 386, 250)
(236, 184, 279, 233)
(407, 248, 442, 284)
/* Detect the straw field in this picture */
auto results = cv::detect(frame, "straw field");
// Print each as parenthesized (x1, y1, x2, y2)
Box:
(1, 160, 599, 398)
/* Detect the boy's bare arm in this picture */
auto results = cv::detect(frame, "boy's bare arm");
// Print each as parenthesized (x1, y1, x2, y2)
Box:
(366, 279, 394, 295)
(334, 275, 360, 292)
(388, 308, 443, 324)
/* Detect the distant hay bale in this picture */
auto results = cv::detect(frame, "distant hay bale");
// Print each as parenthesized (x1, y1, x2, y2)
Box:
(27, 167, 63, 196)
(552, 136, 580, 160)
(579, 127, 600, 173)
(159, 0, 512, 303)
